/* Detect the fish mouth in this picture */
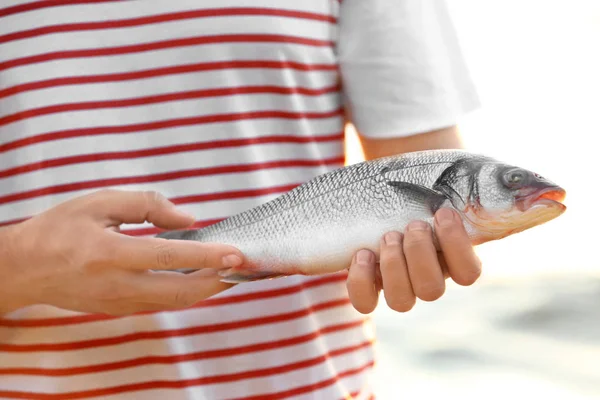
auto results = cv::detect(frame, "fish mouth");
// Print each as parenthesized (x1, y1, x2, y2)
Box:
(516, 186, 567, 212)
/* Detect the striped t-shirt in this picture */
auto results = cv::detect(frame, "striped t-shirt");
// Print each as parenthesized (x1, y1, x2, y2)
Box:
(0, 1, 479, 399)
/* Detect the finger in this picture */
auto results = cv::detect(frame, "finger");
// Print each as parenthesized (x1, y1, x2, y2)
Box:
(434, 208, 482, 286)
(107, 234, 245, 272)
(87, 189, 195, 229)
(403, 221, 445, 302)
(346, 249, 379, 314)
(130, 268, 234, 307)
(379, 231, 415, 312)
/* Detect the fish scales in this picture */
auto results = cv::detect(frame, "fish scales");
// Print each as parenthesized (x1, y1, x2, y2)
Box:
(162, 151, 480, 277)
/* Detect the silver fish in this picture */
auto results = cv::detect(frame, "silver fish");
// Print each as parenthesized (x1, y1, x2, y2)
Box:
(157, 149, 566, 283)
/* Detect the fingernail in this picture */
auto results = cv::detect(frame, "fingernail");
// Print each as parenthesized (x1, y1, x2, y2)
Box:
(435, 208, 456, 228)
(407, 220, 429, 231)
(356, 250, 373, 265)
(222, 254, 243, 268)
(384, 231, 402, 245)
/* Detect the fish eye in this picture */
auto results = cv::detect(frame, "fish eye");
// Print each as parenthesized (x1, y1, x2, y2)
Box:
(502, 168, 529, 189)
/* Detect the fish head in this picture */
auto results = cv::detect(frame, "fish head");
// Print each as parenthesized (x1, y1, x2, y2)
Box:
(434, 156, 566, 244)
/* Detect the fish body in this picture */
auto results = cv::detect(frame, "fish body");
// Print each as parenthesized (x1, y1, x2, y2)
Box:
(157, 149, 566, 283)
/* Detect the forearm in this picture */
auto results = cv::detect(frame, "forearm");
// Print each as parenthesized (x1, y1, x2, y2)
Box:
(0, 226, 24, 315)
(358, 125, 464, 161)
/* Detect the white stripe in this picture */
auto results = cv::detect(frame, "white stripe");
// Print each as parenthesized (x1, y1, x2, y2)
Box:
(1, 93, 341, 140)
(1, 15, 333, 62)
(0, 140, 342, 193)
(0, 68, 338, 116)
(0, 0, 337, 35)
(1, 43, 336, 89)
(1, 117, 343, 162)
(0, 160, 345, 222)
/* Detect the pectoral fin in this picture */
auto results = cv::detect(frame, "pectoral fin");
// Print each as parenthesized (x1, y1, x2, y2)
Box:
(386, 181, 448, 214)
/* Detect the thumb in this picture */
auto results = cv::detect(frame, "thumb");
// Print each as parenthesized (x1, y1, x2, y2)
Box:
(87, 189, 195, 229)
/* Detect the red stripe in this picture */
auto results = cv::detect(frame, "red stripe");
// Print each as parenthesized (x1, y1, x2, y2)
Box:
(0, 273, 347, 328)
(0, 132, 343, 179)
(0, 0, 119, 18)
(0, 319, 366, 376)
(0, 342, 373, 400)
(230, 360, 375, 400)
(0, 60, 338, 100)
(0, 108, 344, 153)
(0, 84, 340, 126)
(1, 8, 335, 44)
(0, 156, 343, 205)
(0, 34, 334, 71)
(0, 298, 352, 352)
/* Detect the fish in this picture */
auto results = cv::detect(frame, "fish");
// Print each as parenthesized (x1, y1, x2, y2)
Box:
(156, 149, 566, 283)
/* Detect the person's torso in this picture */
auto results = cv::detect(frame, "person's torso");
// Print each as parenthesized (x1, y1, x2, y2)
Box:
(0, 1, 375, 399)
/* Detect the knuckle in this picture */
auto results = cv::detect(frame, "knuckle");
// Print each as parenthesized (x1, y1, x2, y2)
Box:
(143, 190, 166, 209)
(153, 243, 178, 270)
(83, 239, 115, 271)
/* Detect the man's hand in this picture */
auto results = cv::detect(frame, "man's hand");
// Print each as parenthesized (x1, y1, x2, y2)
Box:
(346, 208, 482, 314)
(345, 125, 482, 313)
(0, 190, 244, 316)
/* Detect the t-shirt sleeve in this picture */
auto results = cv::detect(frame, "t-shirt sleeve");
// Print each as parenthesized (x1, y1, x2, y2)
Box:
(337, 0, 481, 138)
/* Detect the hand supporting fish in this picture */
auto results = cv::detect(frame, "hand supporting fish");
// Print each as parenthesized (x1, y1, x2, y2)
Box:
(157, 149, 566, 284)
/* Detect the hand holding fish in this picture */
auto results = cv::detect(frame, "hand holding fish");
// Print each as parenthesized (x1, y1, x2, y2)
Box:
(0, 190, 245, 316)
(346, 207, 482, 314)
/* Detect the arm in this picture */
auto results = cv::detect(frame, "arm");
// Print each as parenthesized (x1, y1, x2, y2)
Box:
(358, 125, 464, 161)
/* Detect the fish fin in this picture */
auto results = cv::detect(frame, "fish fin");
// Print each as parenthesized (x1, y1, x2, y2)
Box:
(156, 229, 200, 241)
(218, 268, 287, 283)
(386, 181, 447, 214)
